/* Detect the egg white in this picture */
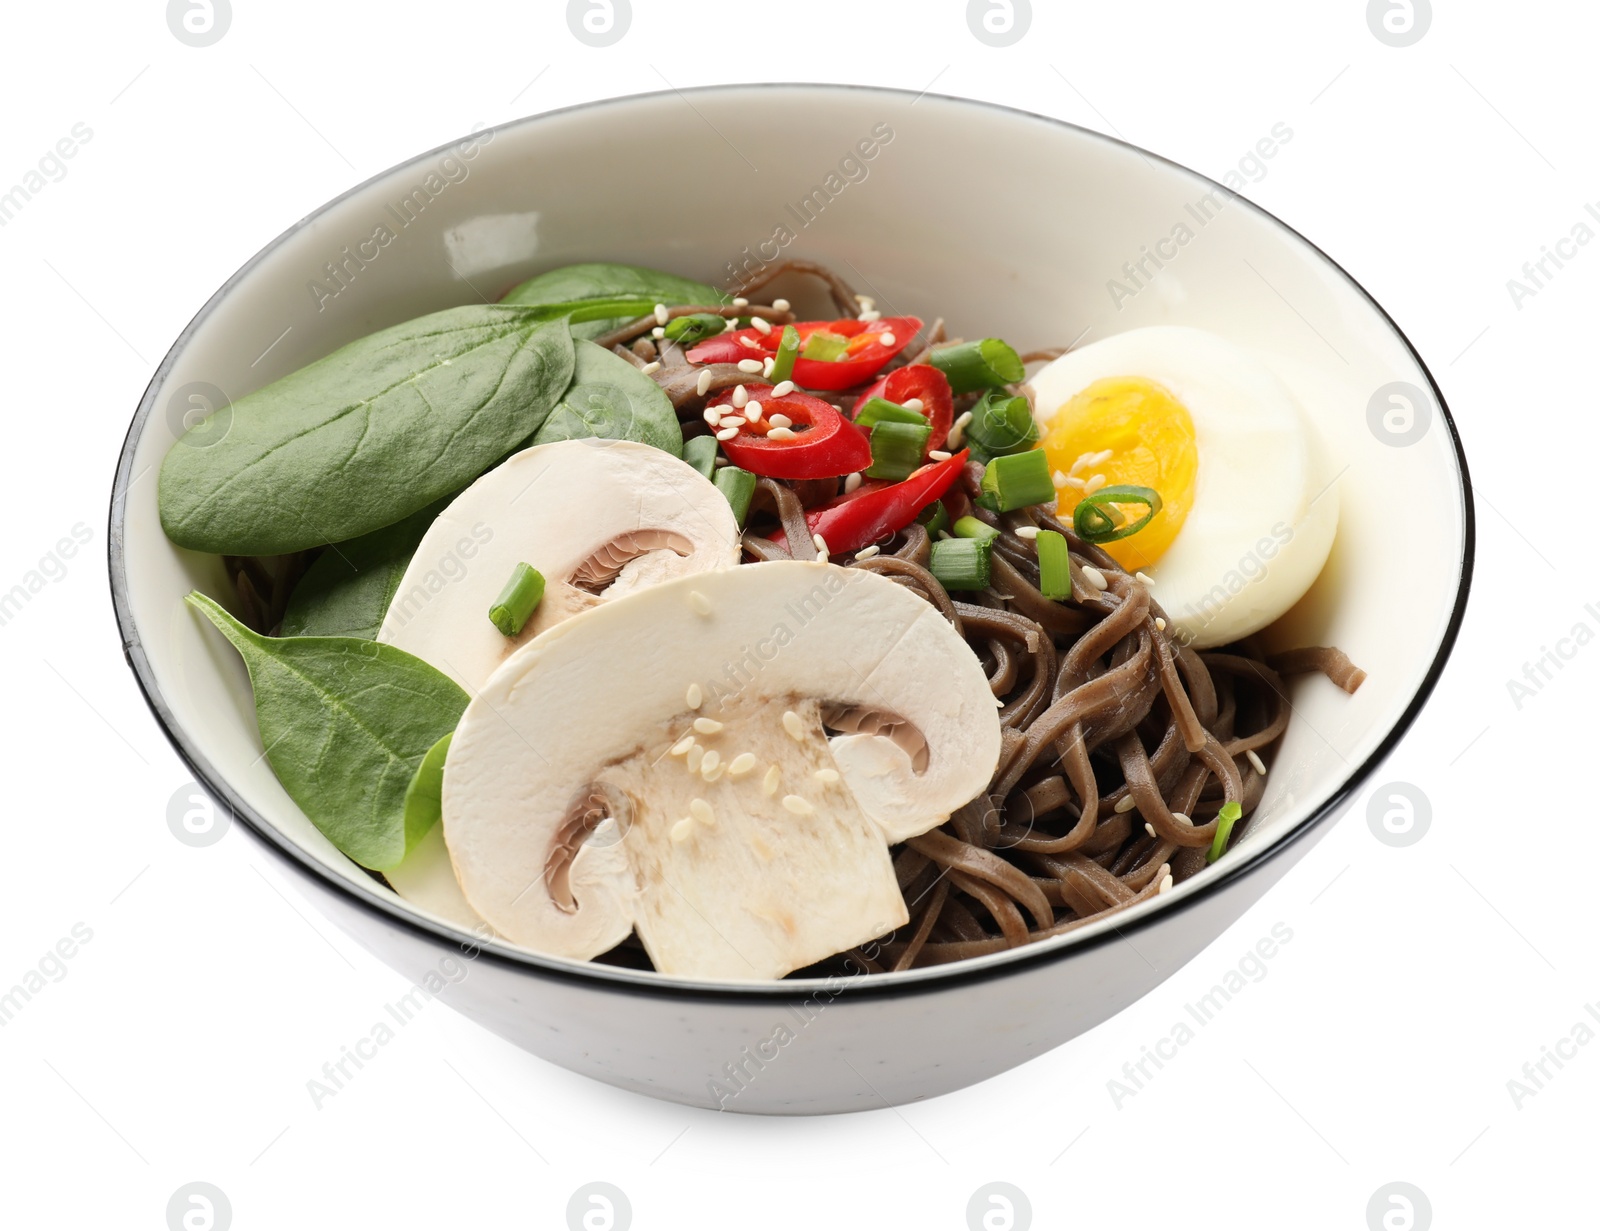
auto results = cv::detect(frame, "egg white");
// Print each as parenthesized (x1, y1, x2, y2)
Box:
(1029, 326, 1338, 648)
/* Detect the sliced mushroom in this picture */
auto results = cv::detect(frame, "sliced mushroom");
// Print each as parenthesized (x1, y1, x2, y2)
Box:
(377, 438, 740, 693)
(441, 560, 1002, 979)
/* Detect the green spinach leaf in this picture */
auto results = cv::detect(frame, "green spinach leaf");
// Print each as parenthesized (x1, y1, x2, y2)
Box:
(189, 592, 467, 870)
(501, 262, 721, 340)
(402, 732, 452, 844)
(280, 498, 448, 640)
(160, 307, 575, 556)
(532, 341, 683, 457)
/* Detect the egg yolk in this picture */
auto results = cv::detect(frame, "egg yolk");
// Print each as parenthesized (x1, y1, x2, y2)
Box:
(1041, 376, 1198, 572)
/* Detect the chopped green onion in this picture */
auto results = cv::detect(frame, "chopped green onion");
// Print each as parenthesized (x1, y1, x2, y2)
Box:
(917, 501, 950, 537)
(662, 313, 728, 345)
(1036, 529, 1072, 600)
(928, 338, 1025, 394)
(488, 562, 545, 637)
(1207, 801, 1244, 864)
(1072, 484, 1163, 544)
(953, 515, 999, 545)
(929, 537, 992, 590)
(801, 331, 850, 362)
(714, 466, 757, 526)
(979, 449, 1054, 512)
(682, 434, 719, 480)
(768, 324, 801, 385)
(856, 397, 928, 430)
(865, 421, 932, 481)
(966, 389, 1039, 461)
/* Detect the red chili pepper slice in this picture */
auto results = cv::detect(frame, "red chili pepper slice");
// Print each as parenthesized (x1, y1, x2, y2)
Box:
(687, 316, 921, 391)
(706, 384, 870, 480)
(771, 450, 970, 557)
(852, 364, 954, 461)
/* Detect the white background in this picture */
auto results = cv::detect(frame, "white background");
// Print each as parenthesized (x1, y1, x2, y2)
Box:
(0, 2, 1592, 1228)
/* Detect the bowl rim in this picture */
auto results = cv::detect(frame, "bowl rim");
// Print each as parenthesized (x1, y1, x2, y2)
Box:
(107, 82, 1475, 1003)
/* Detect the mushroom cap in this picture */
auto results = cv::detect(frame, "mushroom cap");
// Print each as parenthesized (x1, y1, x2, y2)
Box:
(441, 560, 1002, 978)
(377, 438, 740, 693)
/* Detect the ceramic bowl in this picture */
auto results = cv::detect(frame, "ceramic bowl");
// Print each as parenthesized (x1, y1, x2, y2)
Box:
(109, 85, 1472, 1114)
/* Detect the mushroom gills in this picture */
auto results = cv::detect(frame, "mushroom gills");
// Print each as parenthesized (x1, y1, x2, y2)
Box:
(569, 529, 694, 595)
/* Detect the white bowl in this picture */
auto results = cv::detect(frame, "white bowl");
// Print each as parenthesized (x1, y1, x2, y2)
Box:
(109, 85, 1472, 1114)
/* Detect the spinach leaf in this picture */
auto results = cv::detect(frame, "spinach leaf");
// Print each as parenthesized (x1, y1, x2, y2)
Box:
(501, 262, 721, 340)
(532, 341, 683, 457)
(402, 732, 452, 843)
(159, 307, 575, 556)
(189, 592, 467, 870)
(280, 498, 448, 640)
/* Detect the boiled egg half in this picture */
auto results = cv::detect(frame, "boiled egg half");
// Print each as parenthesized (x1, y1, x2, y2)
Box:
(1030, 326, 1337, 648)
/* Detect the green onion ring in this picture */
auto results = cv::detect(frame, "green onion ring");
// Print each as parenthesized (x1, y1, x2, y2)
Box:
(1072, 484, 1163, 544)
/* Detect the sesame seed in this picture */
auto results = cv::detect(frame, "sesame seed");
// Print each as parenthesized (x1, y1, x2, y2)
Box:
(718, 415, 744, 429)
(696, 369, 714, 397)
(767, 413, 792, 429)
(772, 380, 795, 396)
(855, 294, 875, 309)
(762, 357, 775, 377)
(1051, 470, 1070, 488)
(743, 403, 762, 423)
(1158, 873, 1174, 894)
(994, 695, 1005, 707)
(700, 750, 722, 778)
(812, 533, 829, 555)
(854, 544, 880, 561)
(1155, 617, 1167, 632)
(767, 426, 796, 441)
(693, 717, 723, 735)
(732, 296, 749, 309)
(843, 472, 862, 493)
(1015, 526, 1040, 540)
(671, 817, 693, 843)
(732, 385, 749, 409)
(689, 590, 711, 615)
(949, 410, 973, 449)
(1063, 475, 1087, 491)
(1114, 794, 1138, 813)
(690, 798, 716, 827)
(729, 752, 757, 776)
(762, 765, 781, 795)
(772, 298, 790, 311)
(686, 745, 704, 772)
(903, 398, 924, 413)
(814, 768, 841, 785)
(685, 683, 703, 710)
(641, 361, 661, 375)
(1090, 449, 1114, 466)
(1246, 749, 1267, 775)
(739, 335, 761, 349)
(782, 710, 805, 741)
(1144, 822, 1156, 838)
(715, 427, 739, 441)
(702, 407, 721, 427)
(1171, 812, 1192, 826)
(1081, 566, 1108, 592)
(737, 358, 763, 373)
(1084, 474, 1107, 495)
(751, 316, 773, 335)
(782, 794, 814, 815)
(652, 303, 669, 325)
(722, 317, 738, 333)
(878, 332, 895, 346)
(702, 763, 725, 784)
(858, 308, 881, 322)
(651, 326, 666, 339)
(928, 450, 953, 462)
(1135, 571, 1155, 586)
(670, 734, 696, 756)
